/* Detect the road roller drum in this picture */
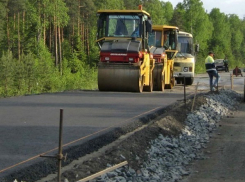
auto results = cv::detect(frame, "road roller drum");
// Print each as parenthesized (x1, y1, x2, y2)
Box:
(153, 64, 165, 91)
(98, 63, 143, 92)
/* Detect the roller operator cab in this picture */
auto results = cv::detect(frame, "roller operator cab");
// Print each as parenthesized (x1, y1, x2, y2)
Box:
(174, 31, 199, 85)
(148, 25, 179, 91)
(96, 7, 154, 92)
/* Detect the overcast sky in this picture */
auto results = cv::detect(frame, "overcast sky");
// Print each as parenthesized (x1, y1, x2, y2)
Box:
(168, 0, 245, 19)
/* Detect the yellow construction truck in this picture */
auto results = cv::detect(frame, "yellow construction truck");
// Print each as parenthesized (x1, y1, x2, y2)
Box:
(174, 31, 199, 85)
(96, 6, 154, 92)
(148, 25, 179, 91)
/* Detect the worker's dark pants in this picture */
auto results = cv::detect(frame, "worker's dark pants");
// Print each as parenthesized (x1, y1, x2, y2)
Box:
(225, 64, 229, 72)
(207, 70, 220, 91)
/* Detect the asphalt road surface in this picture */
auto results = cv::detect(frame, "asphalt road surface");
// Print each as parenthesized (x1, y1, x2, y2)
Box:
(0, 88, 192, 177)
(0, 71, 244, 178)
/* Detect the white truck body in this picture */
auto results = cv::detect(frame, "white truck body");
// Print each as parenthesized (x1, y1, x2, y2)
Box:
(174, 31, 196, 85)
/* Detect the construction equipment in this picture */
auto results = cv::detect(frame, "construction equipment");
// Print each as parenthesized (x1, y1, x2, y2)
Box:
(174, 31, 199, 85)
(148, 25, 179, 91)
(96, 5, 154, 92)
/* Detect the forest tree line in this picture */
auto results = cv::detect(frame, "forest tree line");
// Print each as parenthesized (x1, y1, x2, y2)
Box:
(0, 0, 244, 97)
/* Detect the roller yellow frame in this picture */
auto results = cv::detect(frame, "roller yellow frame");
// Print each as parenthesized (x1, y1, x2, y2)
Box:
(149, 25, 178, 91)
(96, 6, 155, 92)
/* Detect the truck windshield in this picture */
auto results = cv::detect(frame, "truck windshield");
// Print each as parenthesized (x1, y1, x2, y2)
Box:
(108, 15, 140, 37)
(177, 37, 193, 55)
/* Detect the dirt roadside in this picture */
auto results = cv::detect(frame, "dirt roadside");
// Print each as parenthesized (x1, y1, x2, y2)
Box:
(181, 102, 245, 182)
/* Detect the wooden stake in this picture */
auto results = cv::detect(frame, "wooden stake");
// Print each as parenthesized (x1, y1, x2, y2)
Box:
(77, 161, 128, 182)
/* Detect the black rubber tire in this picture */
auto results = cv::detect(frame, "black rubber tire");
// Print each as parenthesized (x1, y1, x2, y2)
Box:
(176, 79, 181, 84)
(185, 77, 194, 85)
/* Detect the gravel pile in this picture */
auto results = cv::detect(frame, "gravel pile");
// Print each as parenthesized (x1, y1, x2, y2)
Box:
(88, 89, 241, 182)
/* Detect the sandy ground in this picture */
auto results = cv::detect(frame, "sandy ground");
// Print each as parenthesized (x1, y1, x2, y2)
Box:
(182, 102, 245, 182)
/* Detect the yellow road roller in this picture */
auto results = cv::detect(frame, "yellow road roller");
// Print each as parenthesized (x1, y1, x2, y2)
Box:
(96, 6, 154, 92)
(148, 25, 179, 91)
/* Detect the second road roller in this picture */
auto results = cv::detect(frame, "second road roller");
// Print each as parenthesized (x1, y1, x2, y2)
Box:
(148, 25, 179, 91)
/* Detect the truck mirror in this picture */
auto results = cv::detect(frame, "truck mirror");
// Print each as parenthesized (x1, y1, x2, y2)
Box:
(195, 44, 199, 52)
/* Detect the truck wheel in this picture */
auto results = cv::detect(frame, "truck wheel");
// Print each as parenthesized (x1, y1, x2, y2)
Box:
(172, 77, 175, 87)
(186, 78, 194, 85)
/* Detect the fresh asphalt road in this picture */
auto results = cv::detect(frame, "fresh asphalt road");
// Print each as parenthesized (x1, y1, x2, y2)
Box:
(0, 89, 190, 177)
